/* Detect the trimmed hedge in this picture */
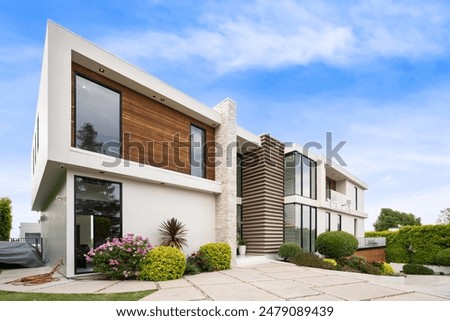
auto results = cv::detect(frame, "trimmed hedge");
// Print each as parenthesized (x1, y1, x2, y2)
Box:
(402, 263, 434, 275)
(316, 231, 358, 259)
(435, 248, 450, 266)
(199, 242, 231, 270)
(139, 246, 186, 281)
(278, 242, 302, 261)
(366, 224, 450, 265)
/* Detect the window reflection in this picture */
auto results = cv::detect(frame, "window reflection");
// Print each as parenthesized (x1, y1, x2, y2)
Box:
(75, 75, 121, 156)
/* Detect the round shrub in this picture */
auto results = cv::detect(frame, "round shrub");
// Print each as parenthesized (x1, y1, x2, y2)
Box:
(199, 242, 231, 270)
(278, 242, 302, 261)
(315, 231, 358, 259)
(435, 248, 450, 266)
(139, 246, 186, 281)
(380, 262, 395, 275)
(402, 263, 434, 275)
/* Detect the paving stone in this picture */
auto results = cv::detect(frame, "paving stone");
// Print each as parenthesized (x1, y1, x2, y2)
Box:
(252, 279, 320, 299)
(319, 282, 404, 301)
(374, 292, 448, 301)
(157, 278, 193, 289)
(98, 280, 157, 293)
(220, 268, 276, 282)
(184, 271, 239, 286)
(300, 275, 365, 287)
(30, 280, 120, 294)
(198, 282, 283, 301)
(290, 294, 345, 301)
(140, 286, 207, 301)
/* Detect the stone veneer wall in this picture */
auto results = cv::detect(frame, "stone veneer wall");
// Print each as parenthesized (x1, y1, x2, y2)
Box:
(213, 98, 237, 265)
(242, 134, 285, 254)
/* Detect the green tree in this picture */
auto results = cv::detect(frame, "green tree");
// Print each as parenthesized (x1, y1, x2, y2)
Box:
(436, 207, 450, 224)
(0, 197, 13, 241)
(373, 208, 421, 231)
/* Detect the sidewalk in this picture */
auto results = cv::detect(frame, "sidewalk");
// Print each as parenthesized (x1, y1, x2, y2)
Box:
(1, 260, 449, 301)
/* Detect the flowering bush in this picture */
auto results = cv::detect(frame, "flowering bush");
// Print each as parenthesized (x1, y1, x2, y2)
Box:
(85, 233, 153, 280)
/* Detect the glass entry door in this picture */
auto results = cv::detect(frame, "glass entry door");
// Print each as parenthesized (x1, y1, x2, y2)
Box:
(74, 176, 122, 274)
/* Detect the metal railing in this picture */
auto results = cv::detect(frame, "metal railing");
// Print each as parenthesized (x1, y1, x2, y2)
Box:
(9, 237, 43, 258)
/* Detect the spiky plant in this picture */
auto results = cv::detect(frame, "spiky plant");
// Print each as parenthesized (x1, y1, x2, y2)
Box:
(158, 218, 188, 250)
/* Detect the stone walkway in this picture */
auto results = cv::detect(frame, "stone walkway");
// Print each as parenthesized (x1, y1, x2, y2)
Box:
(0, 260, 449, 301)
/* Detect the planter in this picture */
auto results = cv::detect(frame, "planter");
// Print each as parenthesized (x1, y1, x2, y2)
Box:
(238, 245, 246, 256)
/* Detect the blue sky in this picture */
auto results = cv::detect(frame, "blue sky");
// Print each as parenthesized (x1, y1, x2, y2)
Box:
(1, 0, 450, 237)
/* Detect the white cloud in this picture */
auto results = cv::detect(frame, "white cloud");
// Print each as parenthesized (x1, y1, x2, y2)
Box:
(99, 0, 450, 74)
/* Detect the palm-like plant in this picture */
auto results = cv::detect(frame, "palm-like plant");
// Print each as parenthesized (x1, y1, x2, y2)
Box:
(158, 218, 188, 250)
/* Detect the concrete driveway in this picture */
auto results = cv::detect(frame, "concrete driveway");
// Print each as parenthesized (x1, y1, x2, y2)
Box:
(0, 260, 449, 301)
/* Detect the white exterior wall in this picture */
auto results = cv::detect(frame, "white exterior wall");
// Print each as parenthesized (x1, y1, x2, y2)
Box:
(19, 222, 41, 238)
(121, 176, 216, 255)
(39, 176, 68, 276)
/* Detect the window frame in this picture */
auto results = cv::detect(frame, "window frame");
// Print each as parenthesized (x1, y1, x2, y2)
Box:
(73, 175, 123, 275)
(189, 124, 206, 178)
(73, 72, 122, 157)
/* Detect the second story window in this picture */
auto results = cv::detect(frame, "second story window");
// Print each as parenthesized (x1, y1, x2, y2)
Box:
(190, 125, 205, 178)
(75, 75, 121, 157)
(284, 152, 317, 199)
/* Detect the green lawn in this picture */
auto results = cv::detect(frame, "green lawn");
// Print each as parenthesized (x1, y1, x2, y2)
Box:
(0, 289, 156, 301)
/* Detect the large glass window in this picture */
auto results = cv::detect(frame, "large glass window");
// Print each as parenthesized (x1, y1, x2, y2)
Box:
(354, 187, 358, 211)
(75, 176, 121, 274)
(284, 203, 317, 252)
(75, 75, 121, 156)
(337, 214, 342, 231)
(284, 152, 316, 199)
(190, 125, 205, 178)
(284, 154, 296, 195)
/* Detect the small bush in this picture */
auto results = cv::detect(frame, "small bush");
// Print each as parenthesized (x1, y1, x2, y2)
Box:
(315, 231, 358, 259)
(323, 258, 337, 266)
(184, 251, 213, 275)
(199, 242, 231, 270)
(380, 262, 395, 275)
(292, 253, 336, 270)
(278, 243, 302, 261)
(402, 263, 434, 275)
(338, 256, 382, 275)
(139, 246, 186, 281)
(435, 248, 450, 266)
(338, 256, 368, 273)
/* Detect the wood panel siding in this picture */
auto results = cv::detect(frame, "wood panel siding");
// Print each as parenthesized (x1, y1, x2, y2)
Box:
(241, 134, 285, 254)
(72, 63, 215, 180)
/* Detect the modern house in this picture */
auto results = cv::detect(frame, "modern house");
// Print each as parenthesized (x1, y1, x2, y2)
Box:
(32, 22, 368, 277)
